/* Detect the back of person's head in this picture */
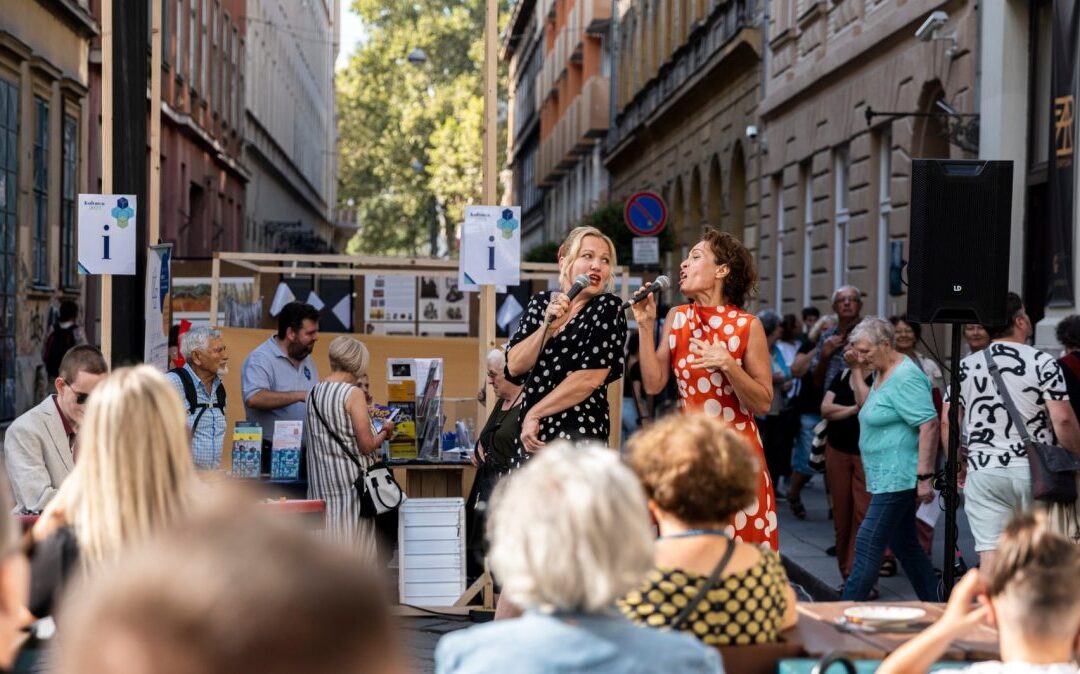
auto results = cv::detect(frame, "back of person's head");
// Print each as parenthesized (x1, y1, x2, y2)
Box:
(985, 511, 1080, 643)
(58, 300, 78, 323)
(328, 335, 369, 379)
(58, 345, 108, 384)
(808, 314, 837, 343)
(64, 365, 195, 567)
(985, 292, 1025, 340)
(781, 313, 800, 342)
(757, 309, 781, 337)
(276, 301, 320, 339)
(488, 442, 653, 613)
(56, 491, 400, 674)
(802, 306, 820, 324)
(1056, 314, 1080, 352)
(628, 414, 757, 527)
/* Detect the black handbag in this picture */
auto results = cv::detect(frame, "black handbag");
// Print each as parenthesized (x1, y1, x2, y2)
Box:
(310, 390, 405, 517)
(983, 350, 1080, 503)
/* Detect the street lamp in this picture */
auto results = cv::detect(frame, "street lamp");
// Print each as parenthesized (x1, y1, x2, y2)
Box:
(407, 47, 428, 65)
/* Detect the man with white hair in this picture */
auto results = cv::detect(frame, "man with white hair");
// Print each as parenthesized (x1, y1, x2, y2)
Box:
(167, 326, 229, 469)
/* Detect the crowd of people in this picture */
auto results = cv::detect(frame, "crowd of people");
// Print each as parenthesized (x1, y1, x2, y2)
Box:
(0, 220, 1074, 672)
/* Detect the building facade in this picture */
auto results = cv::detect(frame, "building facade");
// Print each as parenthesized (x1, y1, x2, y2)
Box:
(535, 0, 612, 242)
(606, 0, 763, 278)
(0, 0, 97, 419)
(504, 0, 546, 252)
(242, 0, 342, 253)
(757, 0, 978, 317)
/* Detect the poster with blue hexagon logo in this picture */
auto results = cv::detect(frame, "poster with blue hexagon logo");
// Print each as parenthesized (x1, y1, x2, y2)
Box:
(77, 194, 137, 275)
(459, 205, 521, 290)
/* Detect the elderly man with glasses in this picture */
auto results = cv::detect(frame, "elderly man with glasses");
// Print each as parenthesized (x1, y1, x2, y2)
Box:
(167, 326, 230, 470)
(4, 345, 108, 513)
(811, 285, 864, 391)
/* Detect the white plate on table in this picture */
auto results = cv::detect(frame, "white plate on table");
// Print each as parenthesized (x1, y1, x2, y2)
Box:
(843, 606, 927, 627)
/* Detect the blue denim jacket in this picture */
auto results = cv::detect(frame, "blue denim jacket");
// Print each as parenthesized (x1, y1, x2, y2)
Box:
(435, 610, 724, 674)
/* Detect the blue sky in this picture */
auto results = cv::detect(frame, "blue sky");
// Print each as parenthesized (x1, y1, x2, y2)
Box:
(336, 0, 366, 71)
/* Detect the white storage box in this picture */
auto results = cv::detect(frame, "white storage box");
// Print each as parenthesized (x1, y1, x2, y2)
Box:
(398, 497, 466, 606)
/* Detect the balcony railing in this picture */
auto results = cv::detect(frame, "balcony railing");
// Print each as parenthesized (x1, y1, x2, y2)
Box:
(607, 0, 757, 155)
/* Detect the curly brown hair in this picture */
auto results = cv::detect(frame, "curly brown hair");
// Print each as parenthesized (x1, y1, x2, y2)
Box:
(701, 228, 757, 308)
(627, 414, 757, 525)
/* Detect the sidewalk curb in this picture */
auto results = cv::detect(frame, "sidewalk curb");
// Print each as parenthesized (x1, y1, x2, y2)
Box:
(781, 554, 840, 602)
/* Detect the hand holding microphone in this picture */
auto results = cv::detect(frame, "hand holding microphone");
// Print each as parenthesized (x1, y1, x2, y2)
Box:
(544, 274, 591, 331)
(622, 276, 671, 325)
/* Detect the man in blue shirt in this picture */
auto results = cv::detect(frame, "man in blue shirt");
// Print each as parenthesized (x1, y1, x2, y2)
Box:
(167, 326, 229, 470)
(241, 302, 320, 439)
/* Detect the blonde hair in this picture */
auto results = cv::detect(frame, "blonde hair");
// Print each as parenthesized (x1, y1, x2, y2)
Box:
(328, 336, 369, 379)
(558, 226, 617, 293)
(59, 366, 195, 567)
(56, 490, 397, 674)
(629, 415, 757, 524)
(487, 442, 653, 613)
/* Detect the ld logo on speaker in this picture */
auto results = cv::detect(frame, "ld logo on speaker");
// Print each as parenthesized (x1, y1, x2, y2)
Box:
(953, 285, 963, 292)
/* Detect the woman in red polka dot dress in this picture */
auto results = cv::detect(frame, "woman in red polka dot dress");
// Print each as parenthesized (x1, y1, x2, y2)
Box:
(630, 229, 779, 550)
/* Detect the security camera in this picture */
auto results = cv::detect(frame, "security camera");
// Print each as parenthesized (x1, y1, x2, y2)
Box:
(745, 125, 759, 140)
(915, 11, 948, 42)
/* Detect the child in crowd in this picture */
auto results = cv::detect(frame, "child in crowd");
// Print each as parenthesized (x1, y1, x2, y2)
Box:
(878, 511, 1080, 674)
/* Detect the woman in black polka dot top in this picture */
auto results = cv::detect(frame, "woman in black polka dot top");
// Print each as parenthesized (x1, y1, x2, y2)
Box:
(505, 226, 627, 464)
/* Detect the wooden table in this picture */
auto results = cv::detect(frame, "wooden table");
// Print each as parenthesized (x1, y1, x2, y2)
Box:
(785, 601, 1000, 662)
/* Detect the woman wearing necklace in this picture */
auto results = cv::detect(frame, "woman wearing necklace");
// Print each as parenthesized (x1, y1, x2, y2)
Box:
(841, 316, 940, 601)
(631, 228, 778, 549)
(619, 414, 797, 645)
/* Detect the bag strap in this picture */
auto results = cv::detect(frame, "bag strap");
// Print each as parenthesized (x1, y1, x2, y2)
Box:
(982, 349, 1034, 445)
(169, 367, 199, 415)
(670, 537, 737, 631)
(309, 388, 366, 473)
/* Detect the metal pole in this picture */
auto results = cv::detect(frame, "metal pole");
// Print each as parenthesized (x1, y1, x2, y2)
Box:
(478, 0, 498, 430)
(99, 0, 113, 365)
(149, 0, 162, 246)
(943, 324, 963, 597)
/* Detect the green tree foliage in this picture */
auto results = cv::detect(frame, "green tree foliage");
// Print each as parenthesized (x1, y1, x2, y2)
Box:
(337, 0, 504, 256)
(523, 203, 675, 265)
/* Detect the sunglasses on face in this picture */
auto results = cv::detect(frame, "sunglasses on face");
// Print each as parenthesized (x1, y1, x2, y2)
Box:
(63, 381, 90, 405)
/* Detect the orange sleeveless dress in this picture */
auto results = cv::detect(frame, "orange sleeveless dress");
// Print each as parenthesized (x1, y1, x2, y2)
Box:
(668, 303, 779, 550)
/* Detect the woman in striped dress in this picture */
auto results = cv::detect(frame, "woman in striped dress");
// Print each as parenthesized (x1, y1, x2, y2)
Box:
(306, 336, 395, 560)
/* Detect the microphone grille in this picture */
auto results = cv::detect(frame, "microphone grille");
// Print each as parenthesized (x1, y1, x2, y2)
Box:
(655, 275, 672, 290)
(574, 273, 591, 287)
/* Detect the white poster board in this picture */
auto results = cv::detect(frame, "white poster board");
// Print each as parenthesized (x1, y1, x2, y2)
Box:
(459, 206, 521, 290)
(143, 244, 172, 371)
(77, 194, 137, 275)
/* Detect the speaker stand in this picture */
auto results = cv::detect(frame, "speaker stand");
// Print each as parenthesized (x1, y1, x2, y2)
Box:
(942, 325, 963, 598)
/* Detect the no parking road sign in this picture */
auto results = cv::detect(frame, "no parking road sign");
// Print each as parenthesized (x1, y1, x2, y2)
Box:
(624, 191, 667, 237)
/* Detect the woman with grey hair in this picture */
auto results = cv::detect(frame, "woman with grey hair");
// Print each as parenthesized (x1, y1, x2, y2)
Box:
(840, 316, 940, 601)
(305, 336, 395, 559)
(756, 309, 796, 494)
(436, 443, 723, 673)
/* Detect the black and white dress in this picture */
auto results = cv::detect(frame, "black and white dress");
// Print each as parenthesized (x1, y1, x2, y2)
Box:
(505, 291, 627, 464)
(306, 381, 377, 560)
(957, 342, 1069, 472)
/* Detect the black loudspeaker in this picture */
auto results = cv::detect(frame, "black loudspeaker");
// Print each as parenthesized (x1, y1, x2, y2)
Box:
(907, 160, 1013, 326)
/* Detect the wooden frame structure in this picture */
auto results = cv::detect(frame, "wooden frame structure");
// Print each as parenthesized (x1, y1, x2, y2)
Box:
(208, 250, 631, 437)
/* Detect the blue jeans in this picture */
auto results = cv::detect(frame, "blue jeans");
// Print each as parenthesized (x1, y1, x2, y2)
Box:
(791, 413, 819, 476)
(841, 489, 939, 601)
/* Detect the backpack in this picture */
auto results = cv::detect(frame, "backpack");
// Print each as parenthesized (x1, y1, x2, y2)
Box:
(43, 326, 78, 379)
(169, 367, 226, 433)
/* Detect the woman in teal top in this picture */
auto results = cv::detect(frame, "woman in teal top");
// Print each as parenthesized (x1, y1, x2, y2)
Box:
(841, 316, 940, 601)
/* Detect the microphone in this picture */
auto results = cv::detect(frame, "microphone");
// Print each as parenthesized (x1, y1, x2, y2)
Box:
(621, 275, 671, 310)
(544, 274, 591, 326)
(565, 273, 591, 301)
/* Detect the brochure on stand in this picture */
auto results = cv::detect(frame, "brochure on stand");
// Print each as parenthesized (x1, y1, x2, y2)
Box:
(270, 420, 303, 480)
(231, 422, 263, 478)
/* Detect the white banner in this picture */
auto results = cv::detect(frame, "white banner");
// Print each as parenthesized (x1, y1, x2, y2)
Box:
(459, 206, 521, 290)
(144, 244, 172, 371)
(77, 194, 137, 275)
